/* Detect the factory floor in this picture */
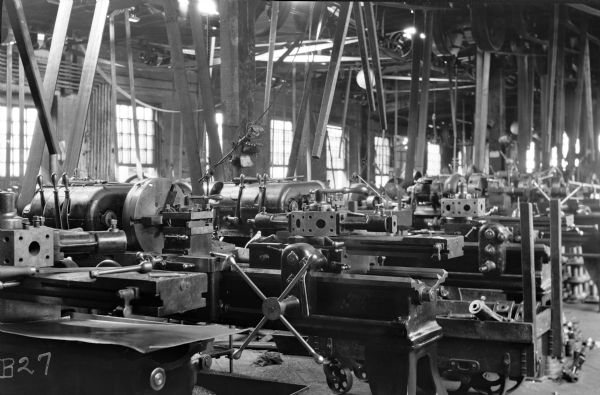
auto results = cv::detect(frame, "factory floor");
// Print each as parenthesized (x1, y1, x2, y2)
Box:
(202, 302, 600, 395)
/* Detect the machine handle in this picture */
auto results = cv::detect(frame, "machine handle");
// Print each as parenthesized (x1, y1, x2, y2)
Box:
(89, 255, 155, 279)
(51, 173, 63, 230)
(213, 252, 324, 364)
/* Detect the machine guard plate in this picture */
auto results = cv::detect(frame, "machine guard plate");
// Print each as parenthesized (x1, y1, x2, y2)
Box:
(0, 315, 242, 353)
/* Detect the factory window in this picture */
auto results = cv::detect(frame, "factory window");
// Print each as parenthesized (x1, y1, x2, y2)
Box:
(426, 142, 441, 176)
(526, 142, 536, 173)
(550, 146, 558, 168)
(562, 132, 569, 170)
(204, 113, 224, 164)
(116, 105, 156, 166)
(374, 136, 390, 187)
(0, 107, 37, 178)
(270, 119, 293, 179)
(326, 125, 347, 188)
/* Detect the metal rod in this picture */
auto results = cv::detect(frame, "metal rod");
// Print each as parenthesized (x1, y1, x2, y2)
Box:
(550, 199, 563, 359)
(228, 259, 267, 301)
(231, 316, 268, 359)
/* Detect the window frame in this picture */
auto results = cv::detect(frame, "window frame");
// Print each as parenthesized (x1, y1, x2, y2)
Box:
(115, 104, 158, 168)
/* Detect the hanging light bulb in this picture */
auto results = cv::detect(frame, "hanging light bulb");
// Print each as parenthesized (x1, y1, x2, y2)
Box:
(356, 68, 375, 90)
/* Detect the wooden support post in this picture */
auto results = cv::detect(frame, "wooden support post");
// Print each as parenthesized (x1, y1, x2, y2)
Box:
(108, 15, 118, 168)
(6, 42, 13, 182)
(14, 0, 71, 209)
(18, 58, 24, 179)
(415, 12, 434, 174)
(311, 3, 351, 159)
(364, 3, 387, 132)
(405, 11, 425, 184)
(555, 11, 566, 164)
(163, 0, 204, 193)
(473, 50, 491, 172)
(394, 80, 399, 179)
(219, 0, 254, 179)
(189, 2, 224, 179)
(109, 15, 118, 180)
(550, 199, 563, 359)
(62, 0, 110, 176)
(124, 9, 144, 180)
(517, 55, 531, 173)
(286, 67, 314, 178)
(582, 34, 595, 162)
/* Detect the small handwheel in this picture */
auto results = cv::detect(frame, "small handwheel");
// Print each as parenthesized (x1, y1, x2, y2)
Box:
(352, 362, 368, 382)
(324, 359, 354, 394)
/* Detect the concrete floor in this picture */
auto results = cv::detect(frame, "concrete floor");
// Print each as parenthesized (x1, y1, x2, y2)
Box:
(202, 303, 600, 395)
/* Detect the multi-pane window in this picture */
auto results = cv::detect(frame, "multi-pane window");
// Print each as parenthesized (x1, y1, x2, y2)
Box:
(374, 136, 391, 187)
(204, 113, 224, 164)
(326, 125, 347, 188)
(0, 107, 37, 178)
(270, 119, 293, 179)
(526, 142, 536, 173)
(426, 142, 441, 176)
(116, 104, 156, 166)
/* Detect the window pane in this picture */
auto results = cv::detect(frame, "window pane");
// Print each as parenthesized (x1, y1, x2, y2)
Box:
(374, 136, 390, 186)
(426, 143, 441, 176)
(269, 119, 293, 178)
(116, 104, 157, 167)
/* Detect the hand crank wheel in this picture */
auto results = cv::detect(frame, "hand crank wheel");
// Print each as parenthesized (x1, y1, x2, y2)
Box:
(324, 359, 354, 394)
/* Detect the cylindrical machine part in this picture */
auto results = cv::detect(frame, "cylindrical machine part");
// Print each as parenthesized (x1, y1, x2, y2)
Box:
(469, 300, 506, 322)
(57, 229, 128, 255)
(252, 213, 289, 231)
(0, 191, 23, 229)
(341, 215, 395, 233)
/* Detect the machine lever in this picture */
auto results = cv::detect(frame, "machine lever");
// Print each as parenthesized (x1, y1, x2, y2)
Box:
(215, 252, 324, 364)
(89, 261, 153, 279)
(36, 175, 46, 214)
(61, 173, 70, 229)
(51, 173, 63, 230)
(0, 266, 37, 281)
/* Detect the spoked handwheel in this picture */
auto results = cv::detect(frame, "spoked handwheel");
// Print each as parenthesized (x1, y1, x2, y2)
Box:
(324, 359, 354, 394)
(352, 362, 368, 382)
